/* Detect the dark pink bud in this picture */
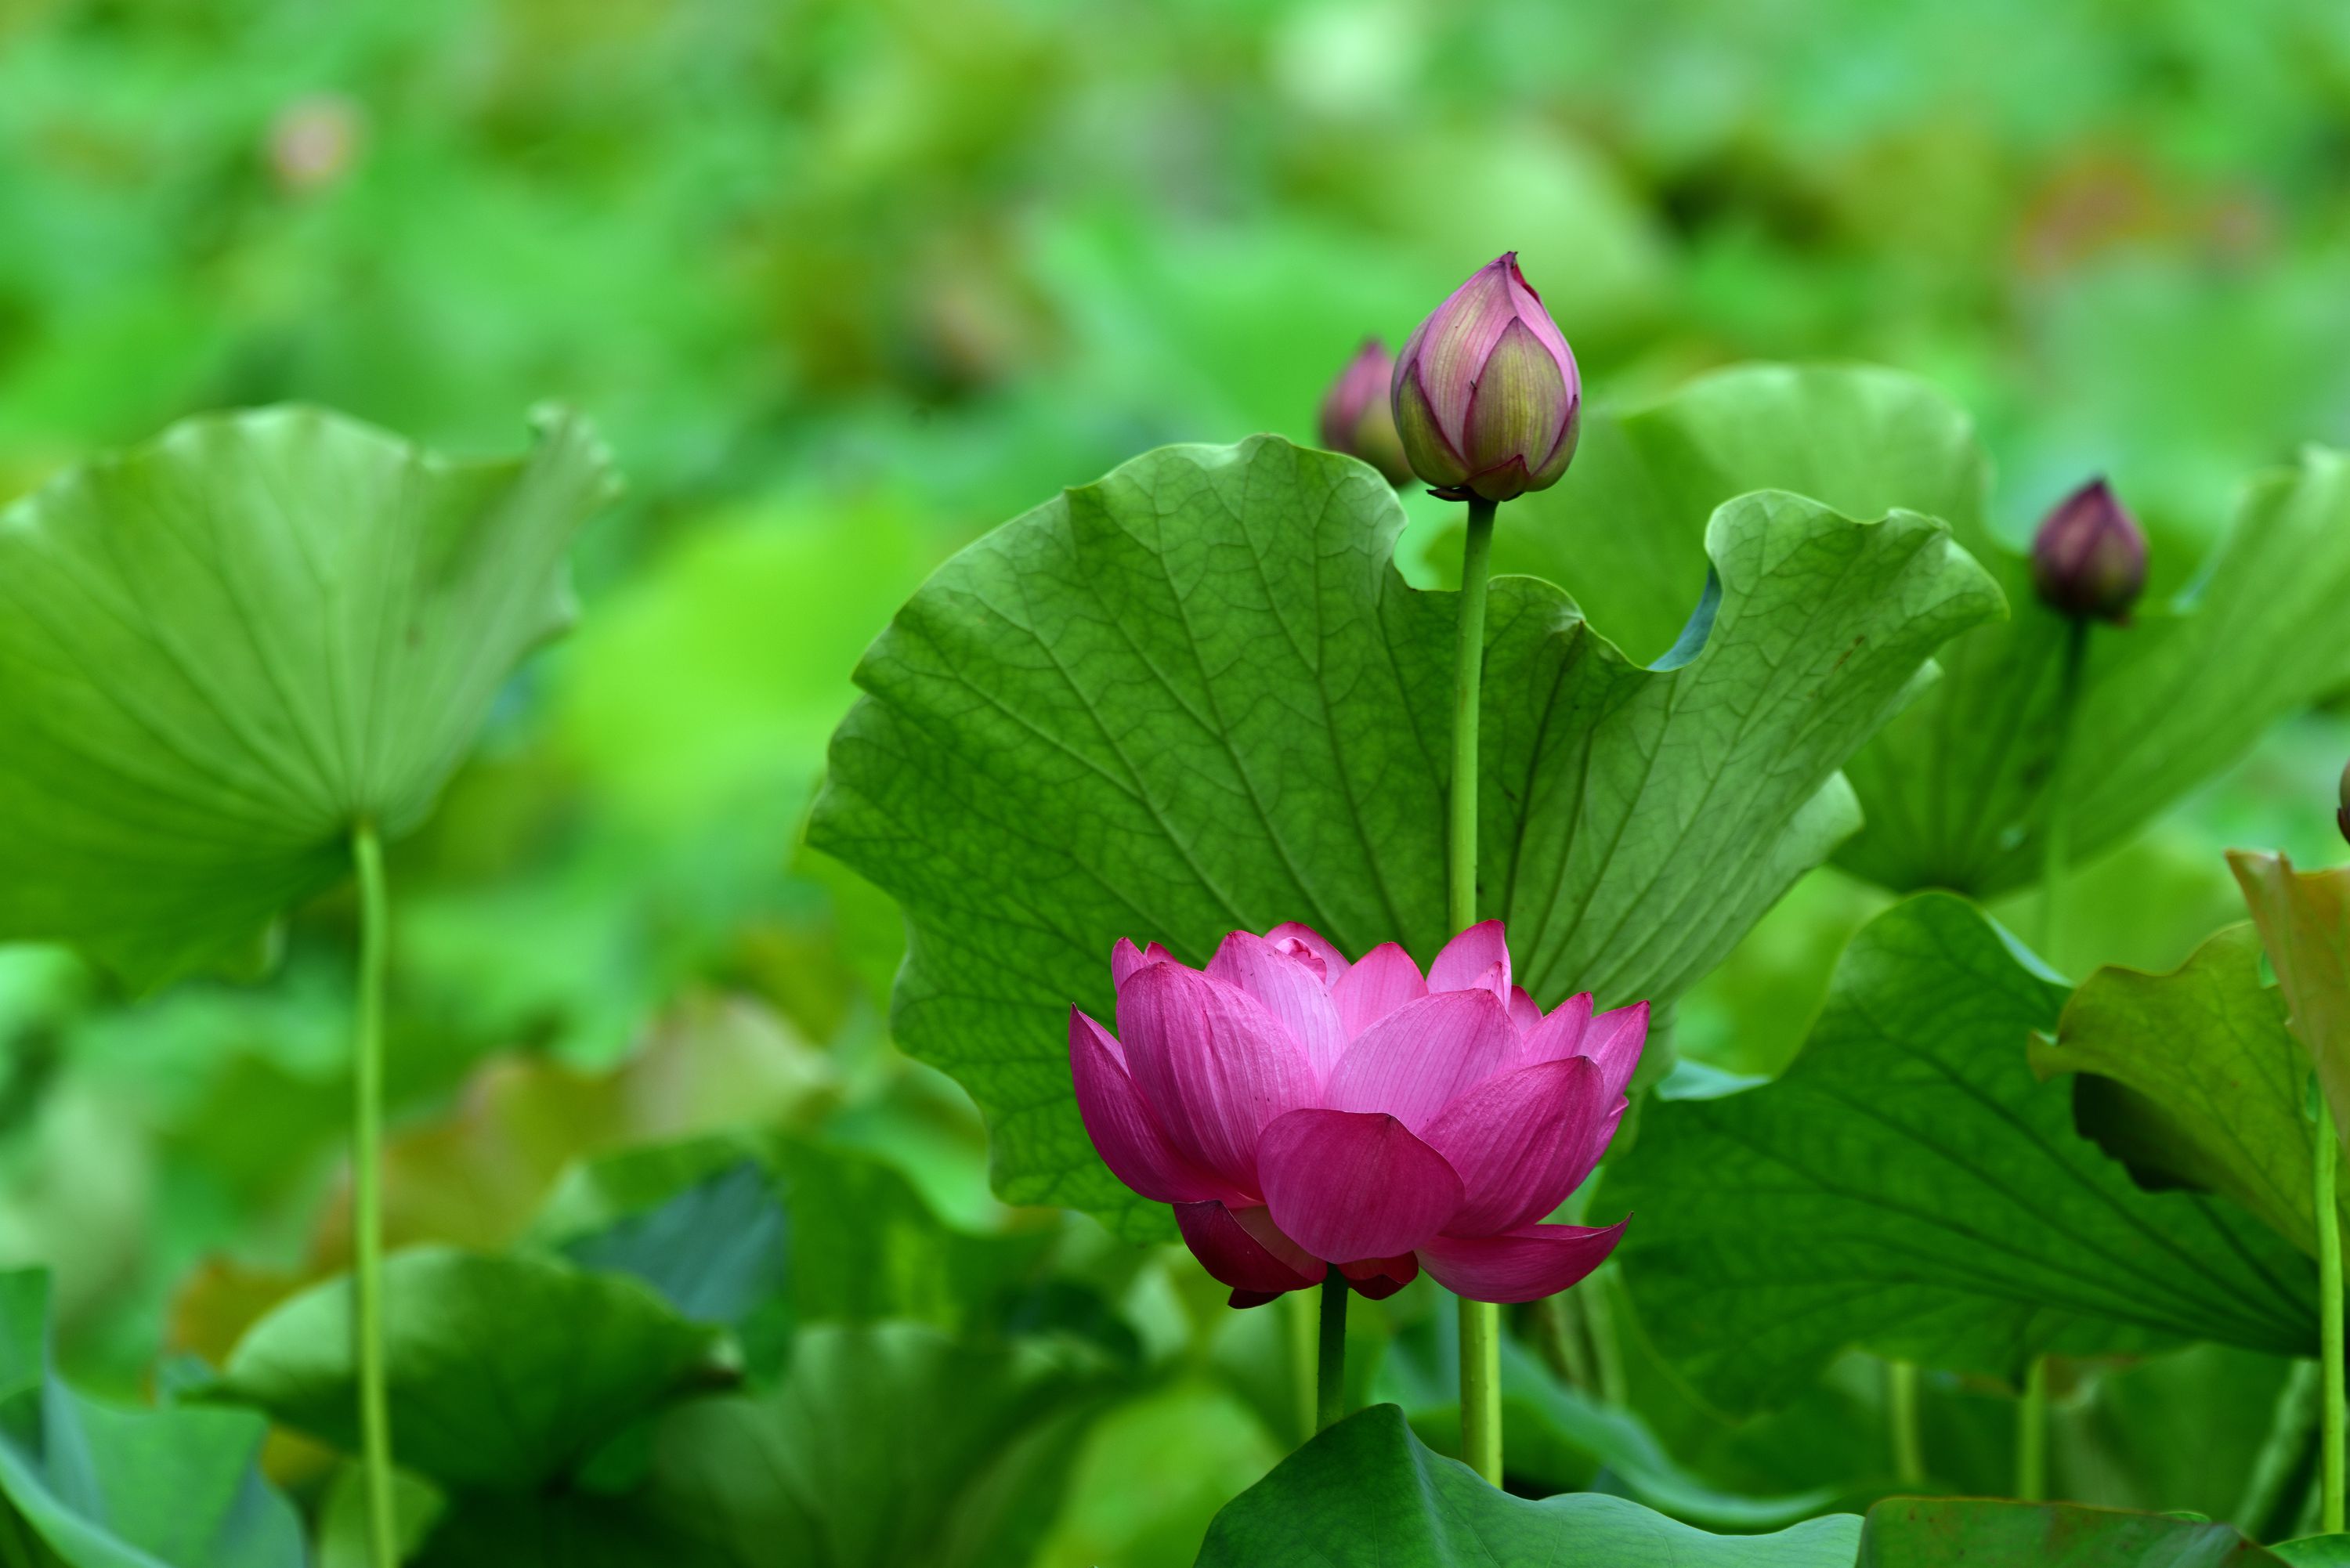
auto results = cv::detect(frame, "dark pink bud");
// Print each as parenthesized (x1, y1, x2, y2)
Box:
(2030, 478, 2146, 623)
(1390, 253, 1581, 504)
(1318, 339, 1414, 487)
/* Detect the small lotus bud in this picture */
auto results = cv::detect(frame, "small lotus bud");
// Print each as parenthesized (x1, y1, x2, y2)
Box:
(1390, 253, 1581, 504)
(1318, 340, 1414, 487)
(2337, 757, 2348, 847)
(2030, 478, 2146, 623)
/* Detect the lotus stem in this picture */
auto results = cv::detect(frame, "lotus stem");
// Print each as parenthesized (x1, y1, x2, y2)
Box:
(351, 823, 397, 1568)
(1888, 1359, 1925, 1485)
(1452, 494, 1503, 1484)
(2017, 1355, 2048, 1500)
(2319, 1089, 2345, 1532)
(2036, 617, 2090, 960)
(1316, 1274, 1350, 1431)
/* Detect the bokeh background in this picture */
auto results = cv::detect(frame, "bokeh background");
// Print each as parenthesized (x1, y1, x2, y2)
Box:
(5, 0, 2350, 1554)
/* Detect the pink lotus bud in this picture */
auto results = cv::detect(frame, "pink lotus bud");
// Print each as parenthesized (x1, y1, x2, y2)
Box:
(2030, 478, 2146, 623)
(1390, 254, 1581, 503)
(1068, 919, 1637, 1306)
(1318, 339, 1414, 487)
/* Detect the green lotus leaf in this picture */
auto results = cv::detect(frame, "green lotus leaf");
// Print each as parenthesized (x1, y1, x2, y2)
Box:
(208, 1248, 732, 1492)
(1858, 1497, 2283, 1566)
(2032, 922, 2335, 1257)
(0, 1270, 303, 1568)
(0, 405, 616, 988)
(1600, 893, 2315, 1414)
(1498, 363, 2350, 897)
(1195, 1403, 1862, 1566)
(809, 434, 1998, 1231)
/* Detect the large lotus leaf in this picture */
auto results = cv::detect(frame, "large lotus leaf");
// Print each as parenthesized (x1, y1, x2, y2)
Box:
(1598, 893, 2315, 1415)
(1495, 363, 2350, 897)
(0, 405, 616, 987)
(2031, 922, 2336, 1256)
(808, 435, 1998, 1231)
(2231, 853, 2350, 1152)
(631, 1322, 1123, 1568)
(208, 1248, 732, 1492)
(1857, 1498, 2283, 1566)
(1491, 362, 1990, 664)
(0, 1270, 303, 1568)
(1195, 1403, 1861, 1567)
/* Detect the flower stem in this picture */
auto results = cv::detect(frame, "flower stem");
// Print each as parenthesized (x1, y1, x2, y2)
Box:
(351, 823, 397, 1568)
(2036, 618, 2090, 961)
(2016, 1355, 2048, 1501)
(1452, 495, 1503, 1485)
(2318, 1088, 2345, 1532)
(2016, 619, 2088, 1506)
(1316, 1274, 1350, 1432)
(1887, 1359, 1925, 1485)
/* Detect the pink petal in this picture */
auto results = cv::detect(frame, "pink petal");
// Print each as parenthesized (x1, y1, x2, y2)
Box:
(1339, 1254, 1420, 1299)
(1507, 991, 1593, 1072)
(1417, 1219, 1628, 1304)
(1428, 919, 1510, 995)
(1118, 964, 1317, 1194)
(1588, 1099, 1627, 1171)
(1412, 258, 1520, 444)
(1229, 1204, 1327, 1278)
(1257, 1107, 1464, 1263)
(1112, 938, 1173, 988)
(1264, 922, 1350, 985)
(1581, 1002, 1649, 1102)
(1421, 1057, 1607, 1236)
(1329, 942, 1426, 1038)
(1068, 1010, 1232, 1205)
(1502, 254, 1578, 393)
(1507, 986, 1542, 1034)
(1323, 988, 1517, 1133)
(1208, 930, 1348, 1082)
(1175, 1201, 1324, 1295)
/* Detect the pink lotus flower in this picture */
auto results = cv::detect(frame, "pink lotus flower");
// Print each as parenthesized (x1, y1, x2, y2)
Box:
(1068, 919, 1640, 1306)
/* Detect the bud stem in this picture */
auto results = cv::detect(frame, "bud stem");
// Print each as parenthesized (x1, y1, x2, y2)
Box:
(1450, 495, 1505, 1486)
(2036, 618, 2092, 962)
(1316, 1273, 1350, 1432)
(2319, 1088, 2345, 1531)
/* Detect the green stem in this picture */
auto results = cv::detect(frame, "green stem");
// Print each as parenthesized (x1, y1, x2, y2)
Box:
(1585, 1265, 1626, 1407)
(352, 825, 397, 1568)
(1316, 1274, 1350, 1432)
(2319, 1089, 2345, 1533)
(2237, 1357, 2321, 1539)
(2016, 1355, 2048, 1501)
(1887, 1359, 1925, 1485)
(1289, 1288, 1319, 1440)
(2037, 619, 2090, 961)
(1537, 1292, 1595, 1392)
(1452, 495, 1503, 1486)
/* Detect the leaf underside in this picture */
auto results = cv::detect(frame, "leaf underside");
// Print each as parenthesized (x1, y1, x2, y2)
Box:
(0, 404, 616, 988)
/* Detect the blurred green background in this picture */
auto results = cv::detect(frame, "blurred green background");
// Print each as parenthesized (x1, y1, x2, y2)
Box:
(4, 0, 2350, 1554)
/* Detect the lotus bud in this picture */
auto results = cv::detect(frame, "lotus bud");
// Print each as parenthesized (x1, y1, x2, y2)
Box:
(1390, 253, 1581, 503)
(2337, 757, 2348, 847)
(2030, 479, 2146, 623)
(1318, 339, 1414, 487)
